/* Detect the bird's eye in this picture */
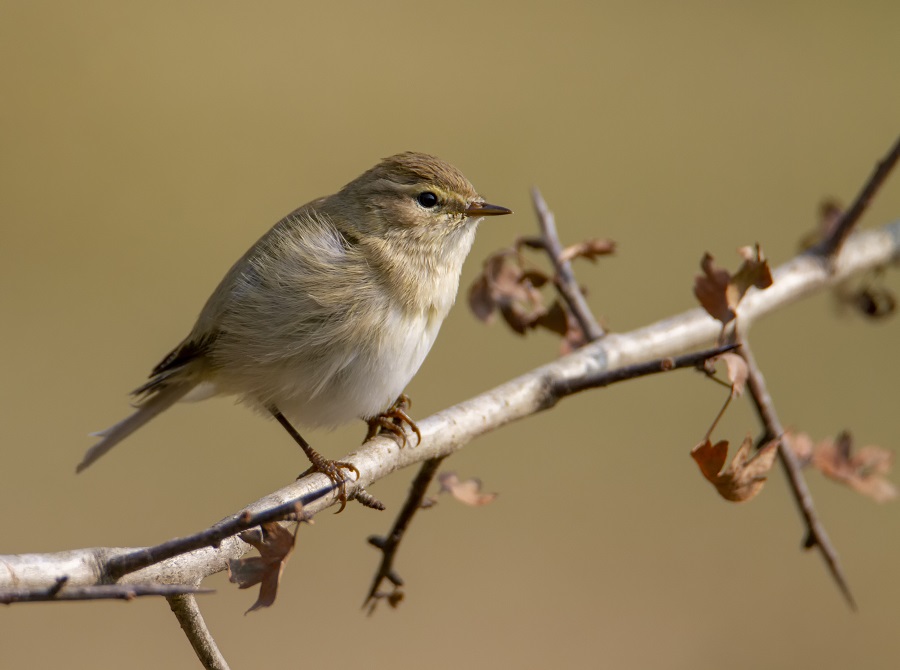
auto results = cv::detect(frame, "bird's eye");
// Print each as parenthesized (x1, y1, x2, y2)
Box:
(416, 191, 439, 208)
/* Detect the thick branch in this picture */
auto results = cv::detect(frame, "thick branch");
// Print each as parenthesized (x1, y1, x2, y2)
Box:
(1, 220, 897, 593)
(0, 579, 211, 604)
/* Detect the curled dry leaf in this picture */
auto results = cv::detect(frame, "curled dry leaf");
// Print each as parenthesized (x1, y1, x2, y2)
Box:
(694, 254, 735, 324)
(717, 352, 748, 397)
(534, 300, 570, 336)
(438, 472, 498, 507)
(467, 249, 589, 352)
(558, 238, 617, 263)
(228, 522, 297, 613)
(693, 246, 773, 325)
(787, 430, 815, 465)
(733, 245, 774, 298)
(466, 250, 551, 334)
(691, 435, 779, 502)
(796, 431, 897, 503)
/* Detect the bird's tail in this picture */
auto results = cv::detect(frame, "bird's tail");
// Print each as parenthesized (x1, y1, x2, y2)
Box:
(77, 383, 193, 473)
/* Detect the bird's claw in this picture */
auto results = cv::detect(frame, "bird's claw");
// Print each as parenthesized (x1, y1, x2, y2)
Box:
(365, 394, 421, 448)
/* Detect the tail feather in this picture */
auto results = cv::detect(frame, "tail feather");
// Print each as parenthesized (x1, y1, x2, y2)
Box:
(77, 383, 193, 473)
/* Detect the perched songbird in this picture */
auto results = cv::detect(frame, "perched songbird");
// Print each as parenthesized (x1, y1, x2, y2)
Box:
(78, 152, 511, 505)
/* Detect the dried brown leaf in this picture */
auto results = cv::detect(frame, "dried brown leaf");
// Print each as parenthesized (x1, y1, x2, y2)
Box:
(717, 352, 748, 397)
(534, 300, 570, 336)
(438, 472, 498, 507)
(228, 522, 297, 613)
(467, 273, 495, 322)
(691, 435, 779, 502)
(694, 247, 773, 324)
(521, 268, 551, 288)
(786, 430, 815, 465)
(559, 238, 617, 263)
(694, 253, 734, 324)
(469, 250, 554, 334)
(731, 244, 773, 302)
(811, 431, 897, 503)
(516, 235, 546, 251)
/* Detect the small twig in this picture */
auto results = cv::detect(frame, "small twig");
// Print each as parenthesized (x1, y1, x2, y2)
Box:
(0, 582, 211, 604)
(353, 486, 386, 510)
(817, 134, 900, 257)
(549, 343, 739, 398)
(530, 187, 606, 341)
(168, 594, 231, 670)
(364, 456, 446, 614)
(106, 492, 318, 581)
(740, 340, 856, 609)
(703, 393, 734, 443)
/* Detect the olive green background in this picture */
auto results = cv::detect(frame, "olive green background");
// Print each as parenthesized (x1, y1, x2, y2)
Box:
(2, 2, 899, 668)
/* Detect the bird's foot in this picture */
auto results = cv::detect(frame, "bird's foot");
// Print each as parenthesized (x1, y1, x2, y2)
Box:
(364, 394, 421, 448)
(297, 453, 360, 514)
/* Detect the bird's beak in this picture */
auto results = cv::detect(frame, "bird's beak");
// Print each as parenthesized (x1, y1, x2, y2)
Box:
(466, 201, 512, 217)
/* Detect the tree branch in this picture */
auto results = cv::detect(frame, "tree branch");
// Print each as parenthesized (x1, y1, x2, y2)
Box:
(364, 456, 446, 614)
(1, 220, 897, 597)
(740, 341, 856, 609)
(530, 187, 606, 340)
(168, 594, 231, 670)
(817, 134, 900, 256)
(0, 578, 212, 604)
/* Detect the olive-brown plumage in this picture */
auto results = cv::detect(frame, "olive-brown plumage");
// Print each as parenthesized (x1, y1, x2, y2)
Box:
(79, 152, 510, 478)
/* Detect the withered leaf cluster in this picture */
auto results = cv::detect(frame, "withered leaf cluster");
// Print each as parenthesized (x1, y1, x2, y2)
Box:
(692, 435, 779, 502)
(694, 245, 773, 326)
(228, 522, 297, 613)
(790, 430, 897, 503)
(438, 472, 498, 507)
(468, 237, 614, 353)
(804, 199, 896, 319)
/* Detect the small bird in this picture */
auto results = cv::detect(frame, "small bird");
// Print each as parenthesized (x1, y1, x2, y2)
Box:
(78, 152, 511, 505)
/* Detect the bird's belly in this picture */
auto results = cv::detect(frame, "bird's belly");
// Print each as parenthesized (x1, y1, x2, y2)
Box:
(230, 306, 444, 429)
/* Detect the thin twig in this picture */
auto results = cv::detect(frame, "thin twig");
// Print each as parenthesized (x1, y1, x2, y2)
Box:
(364, 456, 445, 614)
(0, 580, 212, 604)
(817, 134, 900, 257)
(549, 343, 739, 397)
(530, 187, 606, 341)
(106, 494, 315, 582)
(740, 340, 856, 609)
(168, 594, 231, 670)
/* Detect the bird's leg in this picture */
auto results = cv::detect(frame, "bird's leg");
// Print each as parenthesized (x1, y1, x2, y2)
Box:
(269, 407, 359, 513)
(364, 394, 422, 448)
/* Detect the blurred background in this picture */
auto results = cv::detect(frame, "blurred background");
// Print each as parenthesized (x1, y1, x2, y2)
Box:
(2, 2, 899, 668)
